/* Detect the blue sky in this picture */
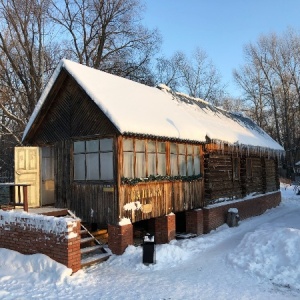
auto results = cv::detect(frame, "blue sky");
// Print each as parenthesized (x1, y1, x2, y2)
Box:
(142, 0, 300, 97)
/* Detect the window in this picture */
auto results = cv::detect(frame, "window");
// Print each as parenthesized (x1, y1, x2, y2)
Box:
(73, 138, 114, 181)
(123, 138, 166, 178)
(170, 143, 178, 176)
(232, 157, 240, 180)
(136, 140, 146, 178)
(122, 138, 201, 180)
(157, 142, 166, 176)
(147, 140, 157, 176)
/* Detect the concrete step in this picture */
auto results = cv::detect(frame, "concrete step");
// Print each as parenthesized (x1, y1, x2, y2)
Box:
(80, 236, 95, 244)
(80, 245, 105, 255)
(81, 252, 111, 268)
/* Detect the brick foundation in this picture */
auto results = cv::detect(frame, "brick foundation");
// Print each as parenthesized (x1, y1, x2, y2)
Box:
(186, 209, 203, 235)
(0, 211, 81, 273)
(154, 214, 176, 244)
(203, 191, 281, 233)
(108, 223, 133, 255)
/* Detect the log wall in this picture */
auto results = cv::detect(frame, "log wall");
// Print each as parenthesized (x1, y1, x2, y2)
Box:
(204, 148, 280, 205)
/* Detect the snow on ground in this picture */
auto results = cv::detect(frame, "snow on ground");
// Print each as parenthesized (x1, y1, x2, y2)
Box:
(1, 185, 300, 299)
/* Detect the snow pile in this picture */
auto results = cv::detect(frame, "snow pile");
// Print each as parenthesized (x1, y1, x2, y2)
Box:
(0, 248, 72, 285)
(0, 210, 78, 237)
(0, 185, 300, 299)
(228, 227, 300, 289)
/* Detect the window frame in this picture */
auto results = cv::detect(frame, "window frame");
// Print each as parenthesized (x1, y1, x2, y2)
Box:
(122, 138, 202, 180)
(73, 138, 114, 182)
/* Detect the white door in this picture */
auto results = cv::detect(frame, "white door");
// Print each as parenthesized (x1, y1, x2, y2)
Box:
(14, 147, 41, 207)
(41, 147, 55, 205)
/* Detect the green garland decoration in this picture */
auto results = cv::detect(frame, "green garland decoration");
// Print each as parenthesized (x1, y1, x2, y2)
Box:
(121, 174, 202, 185)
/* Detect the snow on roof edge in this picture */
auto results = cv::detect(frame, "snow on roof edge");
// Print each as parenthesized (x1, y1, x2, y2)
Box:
(22, 59, 285, 154)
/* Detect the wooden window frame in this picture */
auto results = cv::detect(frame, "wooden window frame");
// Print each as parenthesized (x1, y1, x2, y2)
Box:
(73, 138, 114, 181)
(122, 138, 201, 179)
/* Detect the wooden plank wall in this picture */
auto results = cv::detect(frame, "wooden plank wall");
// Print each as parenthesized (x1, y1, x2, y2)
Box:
(71, 183, 118, 227)
(119, 180, 204, 223)
(56, 140, 71, 209)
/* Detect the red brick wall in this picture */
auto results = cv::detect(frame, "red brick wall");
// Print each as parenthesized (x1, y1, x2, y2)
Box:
(154, 214, 176, 244)
(203, 191, 281, 233)
(0, 211, 81, 273)
(186, 209, 203, 235)
(108, 223, 133, 255)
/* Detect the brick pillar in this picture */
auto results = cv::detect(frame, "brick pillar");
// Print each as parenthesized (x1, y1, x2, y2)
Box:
(108, 223, 133, 255)
(186, 209, 203, 235)
(65, 220, 81, 273)
(154, 214, 176, 244)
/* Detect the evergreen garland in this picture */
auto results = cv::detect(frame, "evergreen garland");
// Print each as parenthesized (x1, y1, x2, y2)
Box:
(121, 174, 202, 185)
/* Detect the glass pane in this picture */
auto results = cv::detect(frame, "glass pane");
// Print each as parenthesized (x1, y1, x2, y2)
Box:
(157, 153, 166, 175)
(178, 144, 185, 155)
(147, 140, 156, 152)
(100, 152, 114, 180)
(42, 158, 54, 180)
(187, 145, 193, 155)
(187, 155, 193, 175)
(74, 141, 85, 153)
(135, 140, 145, 152)
(179, 155, 186, 176)
(170, 143, 177, 154)
(158, 142, 166, 153)
(123, 138, 134, 151)
(136, 153, 146, 178)
(194, 146, 200, 155)
(100, 138, 113, 151)
(86, 140, 99, 152)
(194, 156, 200, 175)
(170, 153, 178, 176)
(86, 153, 99, 180)
(147, 153, 156, 175)
(74, 154, 85, 180)
(123, 152, 134, 178)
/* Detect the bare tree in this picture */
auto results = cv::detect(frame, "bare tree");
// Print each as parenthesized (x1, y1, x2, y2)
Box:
(155, 51, 185, 90)
(0, 0, 57, 142)
(234, 29, 300, 177)
(155, 47, 225, 103)
(49, 0, 161, 83)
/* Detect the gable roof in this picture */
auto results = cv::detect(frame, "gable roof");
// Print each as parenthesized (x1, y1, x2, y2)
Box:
(23, 59, 284, 153)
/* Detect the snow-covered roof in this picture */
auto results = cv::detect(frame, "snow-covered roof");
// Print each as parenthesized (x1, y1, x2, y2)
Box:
(23, 59, 284, 153)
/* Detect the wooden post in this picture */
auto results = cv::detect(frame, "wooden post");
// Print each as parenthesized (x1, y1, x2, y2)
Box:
(23, 185, 29, 212)
(9, 185, 15, 208)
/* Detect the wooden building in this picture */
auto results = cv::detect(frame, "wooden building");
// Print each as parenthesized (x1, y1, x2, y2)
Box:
(20, 59, 284, 254)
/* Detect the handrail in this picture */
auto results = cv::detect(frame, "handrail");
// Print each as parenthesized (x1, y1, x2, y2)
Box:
(0, 183, 30, 212)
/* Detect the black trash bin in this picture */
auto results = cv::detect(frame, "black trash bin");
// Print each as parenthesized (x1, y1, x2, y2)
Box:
(142, 234, 155, 265)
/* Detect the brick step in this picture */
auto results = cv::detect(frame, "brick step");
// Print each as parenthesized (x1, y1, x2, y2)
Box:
(81, 252, 111, 268)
